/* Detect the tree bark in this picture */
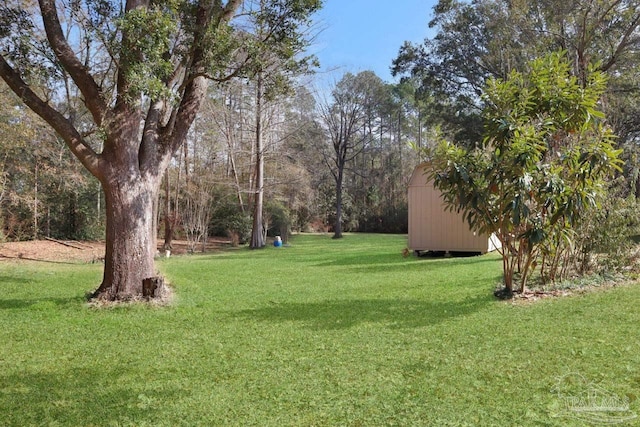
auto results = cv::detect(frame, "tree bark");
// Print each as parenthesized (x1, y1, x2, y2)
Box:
(250, 72, 265, 249)
(92, 175, 159, 300)
(33, 160, 39, 240)
(142, 276, 164, 298)
(163, 171, 173, 250)
(333, 168, 344, 239)
(228, 147, 245, 213)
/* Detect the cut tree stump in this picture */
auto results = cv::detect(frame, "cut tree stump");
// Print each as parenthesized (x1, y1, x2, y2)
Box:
(142, 276, 164, 298)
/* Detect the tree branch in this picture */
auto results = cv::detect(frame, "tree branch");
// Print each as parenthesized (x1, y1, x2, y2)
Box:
(139, 100, 163, 174)
(0, 55, 104, 178)
(600, 12, 640, 72)
(38, 0, 109, 126)
(162, 0, 243, 159)
(221, 0, 243, 23)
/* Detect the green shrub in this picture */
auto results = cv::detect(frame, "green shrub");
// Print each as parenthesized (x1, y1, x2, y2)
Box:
(265, 200, 291, 241)
(575, 191, 640, 274)
(209, 196, 251, 246)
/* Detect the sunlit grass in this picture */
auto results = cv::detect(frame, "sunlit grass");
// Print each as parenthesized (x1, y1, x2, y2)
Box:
(1, 233, 640, 425)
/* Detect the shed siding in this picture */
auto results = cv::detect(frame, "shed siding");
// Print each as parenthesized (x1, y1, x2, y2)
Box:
(408, 164, 493, 253)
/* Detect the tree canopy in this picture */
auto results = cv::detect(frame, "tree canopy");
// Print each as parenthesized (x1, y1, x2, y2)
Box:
(393, 0, 640, 149)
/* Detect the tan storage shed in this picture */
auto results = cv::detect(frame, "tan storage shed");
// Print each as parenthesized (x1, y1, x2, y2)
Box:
(408, 163, 499, 254)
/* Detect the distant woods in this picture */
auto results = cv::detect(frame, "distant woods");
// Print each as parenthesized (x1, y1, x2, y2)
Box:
(0, 71, 425, 244)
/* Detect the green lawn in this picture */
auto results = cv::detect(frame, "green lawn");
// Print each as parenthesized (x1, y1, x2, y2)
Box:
(1, 233, 640, 426)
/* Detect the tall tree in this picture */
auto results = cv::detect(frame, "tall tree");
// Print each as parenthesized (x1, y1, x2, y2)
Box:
(275, 85, 325, 232)
(244, 0, 320, 249)
(318, 72, 380, 238)
(0, 0, 321, 300)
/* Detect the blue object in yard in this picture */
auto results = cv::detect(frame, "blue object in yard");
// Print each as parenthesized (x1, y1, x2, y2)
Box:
(274, 236, 283, 247)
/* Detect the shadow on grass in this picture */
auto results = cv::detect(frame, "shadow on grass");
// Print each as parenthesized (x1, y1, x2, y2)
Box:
(311, 253, 500, 274)
(234, 295, 492, 330)
(0, 274, 31, 285)
(320, 253, 498, 267)
(0, 296, 85, 310)
(0, 368, 180, 426)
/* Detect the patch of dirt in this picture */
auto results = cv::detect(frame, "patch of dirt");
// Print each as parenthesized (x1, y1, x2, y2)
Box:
(505, 280, 633, 305)
(0, 237, 233, 264)
(0, 239, 105, 264)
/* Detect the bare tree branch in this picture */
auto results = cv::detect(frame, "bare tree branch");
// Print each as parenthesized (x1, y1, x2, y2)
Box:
(38, 0, 109, 126)
(0, 55, 104, 178)
(600, 12, 640, 72)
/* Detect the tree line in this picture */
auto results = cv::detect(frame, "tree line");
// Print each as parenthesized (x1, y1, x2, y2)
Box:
(0, 68, 426, 245)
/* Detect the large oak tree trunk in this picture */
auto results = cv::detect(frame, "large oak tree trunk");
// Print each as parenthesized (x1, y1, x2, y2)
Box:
(92, 174, 159, 300)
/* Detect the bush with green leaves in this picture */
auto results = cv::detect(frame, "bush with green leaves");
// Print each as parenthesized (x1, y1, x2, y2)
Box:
(208, 193, 251, 246)
(575, 185, 640, 274)
(428, 51, 622, 294)
(264, 200, 291, 241)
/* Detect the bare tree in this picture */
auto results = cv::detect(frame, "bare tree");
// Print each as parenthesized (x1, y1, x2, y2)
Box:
(318, 72, 378, 238)
(182, 177, 214, 253)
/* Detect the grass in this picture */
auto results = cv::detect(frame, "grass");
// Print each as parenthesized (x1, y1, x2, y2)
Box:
(1, 233, 640, 426)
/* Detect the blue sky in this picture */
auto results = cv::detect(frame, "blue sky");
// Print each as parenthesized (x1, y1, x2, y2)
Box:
(312, 1, 437, 83)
